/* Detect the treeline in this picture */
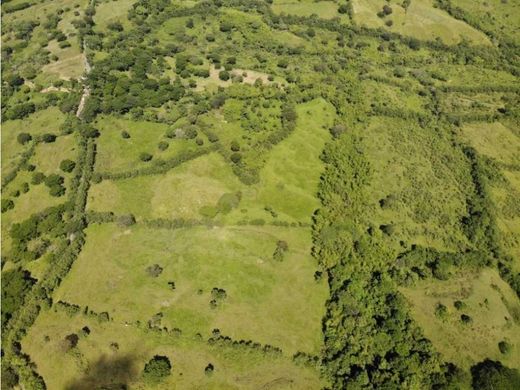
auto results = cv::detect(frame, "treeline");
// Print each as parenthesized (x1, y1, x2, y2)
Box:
(207, 330, 283, 357)
(97, 146, 214, 181)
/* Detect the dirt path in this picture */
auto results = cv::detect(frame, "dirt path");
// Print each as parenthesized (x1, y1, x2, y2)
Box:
(76, 48, 91, 118)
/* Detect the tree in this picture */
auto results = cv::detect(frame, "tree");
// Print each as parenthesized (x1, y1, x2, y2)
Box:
(205, 363, 214, 376)
(219, 21, 233, 32)
(17, 132, 32, 145)
(230, 152, 242, 163)
(158, 141, 169, 151)
(471, 359, 520, 390)
(143, 355, 172, 384)
(60, 159, 76, 173)
(186, 18, 194, 28)
(498, 341, 512, 355)
(121, 130, 130, 139)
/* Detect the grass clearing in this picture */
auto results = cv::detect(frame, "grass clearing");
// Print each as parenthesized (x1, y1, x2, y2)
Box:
(357, 116, 472, 251)
(94, 0, 136, 31)
(401, 268, 520, 370)
(460, 122, 520, 166)
(1, 107, 66, 176)
(88, 152, 243, 220)
(271, 0, 345, 20)
(55, 223, 327, 356)
(94, 116, 200, 174)
(351, 0, 490, 45)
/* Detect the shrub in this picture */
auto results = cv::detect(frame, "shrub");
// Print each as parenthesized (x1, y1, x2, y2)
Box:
(143, 355, 172, 384)
(205, 363, 214, 376)
(140, 152, 153, 162)
(498, 341, 512, 355)
(219, 70, 230, 81)
(44, 174, 64, 187)
(146, 264, 163, 278)
(42, 133, 57, 143)
(2, 199, 15, 213)
(219, 21, 233, 32)
(17, 132, 32, 145)
(338, 4, 349, 14)
(460, 314, 472, 324)
(60, 159, 76, 173)
(158, 141, 169, 151)
(121, 130, 130, 139)
(31, 172, 45, 185)
(230, 152, 242, 163)
(117, 214, 136, 227)
(49, 185, 66, 197)
(453, 300, 466, 310)
(273, 240, 288, 261)
(434, 303, 448, 319)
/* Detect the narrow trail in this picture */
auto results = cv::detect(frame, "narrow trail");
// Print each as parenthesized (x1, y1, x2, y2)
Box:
(76, 46, 91, 118)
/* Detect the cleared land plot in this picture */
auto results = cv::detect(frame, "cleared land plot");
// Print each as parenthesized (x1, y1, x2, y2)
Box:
(358, 116, 472, 251)
(401, 268, 520, 370)
(31, 133, 78, 175)
(23, 306, 325, 389)
(351, 0, 490, 45)
(54, 223, 328, 355)
(94, 0, 136, 31)
(94, 116, 200, 174)
(1, 107, 66, 176)
(43, 41, 85, 80)
(461, 122, 520, 166)
(272, 0, 346, 20)
(88, 152, 243, 220)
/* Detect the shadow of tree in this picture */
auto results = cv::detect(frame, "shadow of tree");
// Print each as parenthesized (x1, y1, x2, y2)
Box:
(65, 353, 140, 390)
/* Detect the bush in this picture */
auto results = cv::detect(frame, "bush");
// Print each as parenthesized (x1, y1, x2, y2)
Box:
(117, 214, 136, 227)
(146, 264, 163, 278)
(219, 70, 230, 81)
(158, 141, 169, 151)
(42, 133, 57, 143)
(49, 184, 66, 197)
(338, 4, 349, 14)
(453, 300, 466, 310)
(17, 132, 32, 145)
(140, 152, 153, 162)
(31, 172, 45, 185)
(60, 159, 76, 173)
(460, 314, 472, 324)
(205, 363, 214, 376)
(434, 303, 448, 319)
(121, 130, 130, 139)
(2, 199, 14, 213)
(230, 152, 242, 164)
(44, 174, 64, 188)
(143, 355, 172, 384)
(219, 21, 233, 32)
(498, 341, 512, 355)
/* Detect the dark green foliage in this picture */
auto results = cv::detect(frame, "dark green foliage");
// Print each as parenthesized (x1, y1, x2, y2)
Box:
(454, 300, 466, 310)
(158, 141, 169, 151)
(471, 359, 520, 390)
(17, 133, 32, 145)
(140, 152, 153, 162)
(460, 314, 473, 324)
(44, 174, 64, 188)
(60, 159, 76, 173)
(219, 21, 233, 32)
(273, 240, 288, 262)
(204, 363, 214, 376)
(143, 355, 171, 383)
(2, 199, 15, 213)
(1, 269, 36, 329)
(219, 70, 230, 81)
(434, 303, 448, 319)
(216, 192, 241, 214)
(230, 152, 242, 164)
(41, 133, 57, 143)
(31, 172, 45, 185)
(498, 341, 512, 355)
(121, 130, 130, 139)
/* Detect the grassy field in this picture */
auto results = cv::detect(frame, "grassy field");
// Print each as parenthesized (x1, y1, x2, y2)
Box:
(94, 116, 201, 174)
(271, 0, 349, 22)
(94, 0, 136, 31)
(356, 116, 472, 251)
(23, 306, 325, 389)
(351, 0, 490, 44)
(460, 122, 520, 166)
(31, 133, 78, 175)
(89, 152, 243, 220)
(401, 268, 520, 370)
(1, 107, 66, 176)
(43, 41, 85, 81)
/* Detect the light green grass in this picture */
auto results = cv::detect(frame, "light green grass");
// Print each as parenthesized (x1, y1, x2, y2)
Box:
(31, 133, 78, 175)
(23, 305, 325, 389)
(1, 107, 66, 176)
(351, 0, 490, 45)
(401, 268, 520, 370)
(88, 152, 243, 220)
(94, 116, 200, 174)
(357, 116, 472, 251)
(94, 0, 136, 31)
(272, 0, 345, 20)
(461, 122, 520, 166)
(55, 223, 327, 355)
(43, 40, 85, 80)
